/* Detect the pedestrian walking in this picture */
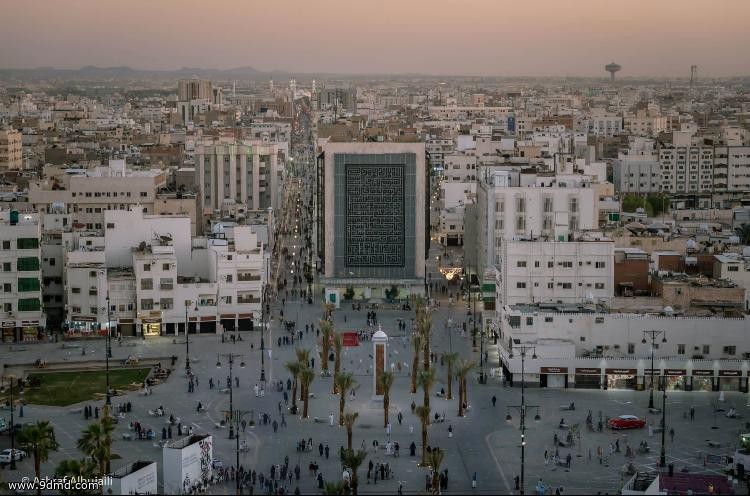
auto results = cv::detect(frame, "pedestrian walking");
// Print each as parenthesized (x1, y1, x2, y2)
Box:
(472, 472, 477, 489)
(324, 444, 329, 459)
(669, 427, 674, 442)
(397, 411, 403, 425)
(329, 413, 335, 426)
(492, 395, 497, 407)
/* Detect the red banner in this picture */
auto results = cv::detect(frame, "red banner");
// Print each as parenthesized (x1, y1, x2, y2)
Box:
(342, 332, 359, 347)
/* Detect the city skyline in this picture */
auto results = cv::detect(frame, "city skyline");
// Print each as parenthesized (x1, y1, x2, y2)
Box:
(1, 0, 750, 77)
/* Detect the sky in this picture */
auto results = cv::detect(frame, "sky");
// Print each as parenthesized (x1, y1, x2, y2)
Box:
(1, 0, 749, 77)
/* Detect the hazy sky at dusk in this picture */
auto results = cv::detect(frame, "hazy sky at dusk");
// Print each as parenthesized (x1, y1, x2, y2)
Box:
(2, 0, 749, 77)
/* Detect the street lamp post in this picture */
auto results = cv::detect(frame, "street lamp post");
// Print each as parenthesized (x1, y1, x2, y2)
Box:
(642, 330, 667, 409)
(506, 345, 540, 496)
(260, 286, 267, 383)
(185, 300, 197, 373)
(226, 408, 251, 495)
(217, 353, 246, 440)
(660, 375, 667, 467)
(105, 293, 112, 405)
(2, 377, 17, 469)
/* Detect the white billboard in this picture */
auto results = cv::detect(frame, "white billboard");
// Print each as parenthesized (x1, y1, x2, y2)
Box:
(163, 435, 213, 494)
(110, 461, 158, 495)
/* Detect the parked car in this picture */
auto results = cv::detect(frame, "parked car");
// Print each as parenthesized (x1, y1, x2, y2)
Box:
(0, 449, 27, 463)
(608, 415, 646, 430)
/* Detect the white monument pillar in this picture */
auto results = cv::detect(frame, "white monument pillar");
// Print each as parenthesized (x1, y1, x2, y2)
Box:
(372, 327, 388, 400)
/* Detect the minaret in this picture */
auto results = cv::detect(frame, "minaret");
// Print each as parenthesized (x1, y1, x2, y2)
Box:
(269, 79, 274, 92)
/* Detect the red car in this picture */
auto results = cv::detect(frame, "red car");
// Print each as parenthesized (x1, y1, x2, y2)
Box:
(608, 415, 646, 430)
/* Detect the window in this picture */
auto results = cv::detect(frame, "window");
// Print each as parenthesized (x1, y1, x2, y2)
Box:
(141, 279, 153, 290)
(141, 299, 154, 310)
(561, 283, 572, 289)
(702, 344, 710, 355)
(89, 271, 97, 277)
(16, 238, 39, 249)
(2, 262, 10, 272)
(534, 261, 540, 268)
(517, 261, 527, 268)
(594, 283, 605, 289)
(508, 316, 521, 328)
(526, 317, 533, 325)
(140, 192, 148, 197)
(226, 274, 233, 283)
(547, 282, 553, 289)
(162, 263, 171, 271)
(627, 343, 635, 354)
(72, 287, 81, 294)
(560, 261, 573, 268)
(677, 344, 685, 355)
(71, 306, 80, 313)
(143, 263, 151, 271)
(49, 258, 55, 266)
(18, 298, 41, 312)
(160, 298, 174, 310)
(595, 262, 606, 268)
(224, 296, 232, 304)
(544, 316, 553, 322)
(3, 283, 10, 292)
(90, 307, 98, 315)
(548, 261, 553, 268)
(516, 282, 526, 289)
(728, 266, 739, 272)
(1, 240, 9, 249)
(723, 346, 736, 355)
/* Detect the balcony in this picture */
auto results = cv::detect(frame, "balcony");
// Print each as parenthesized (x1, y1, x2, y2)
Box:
(237, 295, 261, 304)
(237, 273, 262, 282)
(160, 283, 174, 291)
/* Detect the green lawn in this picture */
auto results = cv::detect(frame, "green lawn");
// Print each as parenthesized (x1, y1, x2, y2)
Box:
(23, 368, 151, 406)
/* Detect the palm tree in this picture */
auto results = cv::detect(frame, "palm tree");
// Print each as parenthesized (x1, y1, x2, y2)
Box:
(299, 367, 315, 419)
(417, 367, 437, 410)
(341, 448, 367, 496)
(285, 360, 302, 410)
(77, 420, 113, 477)
(342, 411, 359, 450)
(410, 331, 423, 394)
(415, 405, 432, 465)
(18, 421, 59, 495)
(456, 360, 476, 417)
(322, 481, 350, 495)
(295, 348, 311, 368)
(55, 459, 98, 495)
(442, 352, 459, 400)
(419, 315, 433, 372)
(319, 320, 334, 373)
(427, 447, 445, 495)
(334, 372, 356, 425)
(332, 332, 343, 393)
(378, 371, 395, 428)
(323, 302, 335, 320)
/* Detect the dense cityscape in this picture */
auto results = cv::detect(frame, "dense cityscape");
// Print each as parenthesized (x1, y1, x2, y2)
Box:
(1, 2, 750, 495)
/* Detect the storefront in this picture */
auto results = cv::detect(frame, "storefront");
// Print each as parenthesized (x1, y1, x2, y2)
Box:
(605, 368, 638, 390)
(574, 368, 602, 389)
(540, 367, 568, 388)
(691, 370, 714, 392)
(199, 316, 216, 334)
(719, 370, 743, 392)
(220, 314, 236, 333)
(66, 317, 102, 337)
(1, 321, 15, 343)
(118, 319, 135, 337)
(20, 322, 40, 342)
(141, 318, 162, 337)
(664, 369, 687, 391)
(237, 313, 254, 332)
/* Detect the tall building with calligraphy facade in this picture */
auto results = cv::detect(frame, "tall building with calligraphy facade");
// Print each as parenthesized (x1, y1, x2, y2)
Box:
(316, 142, 428, 304)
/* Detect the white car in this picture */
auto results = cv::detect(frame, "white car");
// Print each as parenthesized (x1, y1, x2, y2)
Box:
(0, 449, 27, 463)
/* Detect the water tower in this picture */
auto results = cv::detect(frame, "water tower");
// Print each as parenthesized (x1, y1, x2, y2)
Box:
(605, 62, 621, 81)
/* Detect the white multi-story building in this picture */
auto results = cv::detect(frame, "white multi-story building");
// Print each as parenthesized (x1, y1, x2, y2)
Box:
(659, 146, 714, 198)
(442, 154, 478, 181)
(195, 141, 282, 213)
(614, 152, 662, 194)
(476, 177, 597, 272)
(499, 239, 614, 306)
(0, 210, 45, 342)
(425, 138, 454, 171)
(624, 109, 668, 137)
(586, 109, 623, 137)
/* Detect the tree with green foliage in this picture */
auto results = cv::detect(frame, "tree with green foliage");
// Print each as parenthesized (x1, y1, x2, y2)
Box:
(341, 448, 367, 496)
(18, 421, 59, 496)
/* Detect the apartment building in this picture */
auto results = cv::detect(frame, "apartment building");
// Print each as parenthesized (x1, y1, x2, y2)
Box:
(194, 141, 282, 213)
(499, 239, 614, 306)
(586, 110, 623, 137)
(28, 159, 167, 229)
(425, 138, 453, 171)
(442, 154, 478, 181)
(659, 146, 714, 199)
(178, 79, 213, 102)
(476, 176, 597, 272)
(0, 210, 45, 342)
(0, 129, 22, 170)
(614, 152, 662, 193)
(624, 109, 668, 137)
